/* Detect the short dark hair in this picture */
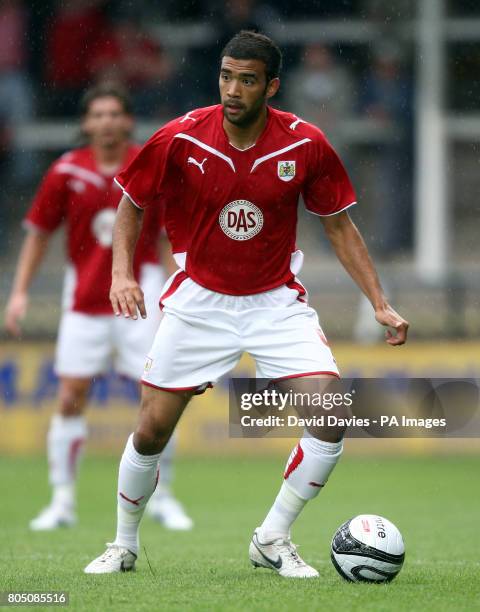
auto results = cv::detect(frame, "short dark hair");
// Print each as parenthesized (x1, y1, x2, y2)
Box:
(221, 30, 282, 82)
(79, 83, 133, 116)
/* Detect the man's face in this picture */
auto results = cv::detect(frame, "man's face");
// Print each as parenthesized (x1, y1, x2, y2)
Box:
(82, 96, 133, 148)
(219, 56, 279, 127)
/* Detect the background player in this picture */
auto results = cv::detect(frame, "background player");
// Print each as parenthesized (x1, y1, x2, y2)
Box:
(4, 84, 192, 532)
(84, 32, 408, 576)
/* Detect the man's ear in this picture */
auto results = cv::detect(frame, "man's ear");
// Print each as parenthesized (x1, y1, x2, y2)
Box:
(266, 77, 280, 100)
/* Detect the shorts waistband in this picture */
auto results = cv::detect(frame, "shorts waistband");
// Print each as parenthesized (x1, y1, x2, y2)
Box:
(160, 271, 308, 313)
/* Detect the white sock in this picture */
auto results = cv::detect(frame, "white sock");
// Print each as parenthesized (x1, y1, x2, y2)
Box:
(151, 434, 176, 500)
(257, 480, 306, 542)
(47, 414, 87, 510)
(52, 483, 75, 509)
(259, 434, 343, 541)
(114, 433, 161, 554)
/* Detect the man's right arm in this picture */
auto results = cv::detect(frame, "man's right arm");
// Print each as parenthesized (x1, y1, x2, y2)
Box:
(4, 229, 51, 336)
(110, 195, 146, 320)
(5, 158, 68, 336)
(111, 125, 173, 318)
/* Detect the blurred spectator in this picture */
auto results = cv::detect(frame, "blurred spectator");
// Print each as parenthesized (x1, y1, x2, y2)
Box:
(285, 44, 353, 152)
(0, 111, 12, 255)
(182, 0, 279, 108)
(161, 0, 208, 21)
(0, 0, 32, 119)
(90, 17, 176, 117)
(44, 0, 109, 115)
(0, 0, 35, 186)
(359, 41, 413, 256)
(209, 0, 280, 52)
(214, 0, 262, 40)
(285, 44, 354, 253)
(285, 0, 361, 17)
(363, 0, 414, 23)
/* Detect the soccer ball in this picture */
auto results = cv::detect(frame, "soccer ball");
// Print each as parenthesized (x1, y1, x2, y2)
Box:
(331, 514, 405, 583)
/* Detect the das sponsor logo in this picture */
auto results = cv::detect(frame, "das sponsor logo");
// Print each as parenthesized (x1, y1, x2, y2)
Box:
(68, 178, 86, 193)
(91, 208, 116, 247)
(219, 200, 263, 241)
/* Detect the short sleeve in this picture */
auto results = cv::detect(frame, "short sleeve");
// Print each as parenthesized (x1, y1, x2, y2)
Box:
(115, 129, 171, 209)
(302, 136, 356, 217)
(142, 195, 164, 236)
(24, 162, 68, 232)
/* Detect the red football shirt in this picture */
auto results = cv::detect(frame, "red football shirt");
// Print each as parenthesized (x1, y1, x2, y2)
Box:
(25, 144, 162, 314)
(116, 105, 356, 296)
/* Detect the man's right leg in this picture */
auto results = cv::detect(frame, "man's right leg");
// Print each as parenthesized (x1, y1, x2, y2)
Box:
(146, 434, 194, 530)
(84, 384, 194, 574)
(84, 288, 242, 573)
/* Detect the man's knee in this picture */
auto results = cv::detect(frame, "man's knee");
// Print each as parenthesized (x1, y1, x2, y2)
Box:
(58, 378, 91, 416)
(134, 386, 192, 455)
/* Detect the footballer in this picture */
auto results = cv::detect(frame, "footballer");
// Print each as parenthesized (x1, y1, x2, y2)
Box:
(5, 84, 192, 532)
(85, 32, 408, 577)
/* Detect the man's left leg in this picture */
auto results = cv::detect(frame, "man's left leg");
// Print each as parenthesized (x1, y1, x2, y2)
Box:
(247, 291, 344, 578)
(250, 376, 344, 578)
(31, 310, 112, 530)
(30, 377, 91, 531)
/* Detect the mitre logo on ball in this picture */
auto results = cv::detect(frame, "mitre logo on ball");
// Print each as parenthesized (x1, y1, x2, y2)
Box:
(219, 200, 264, 241)
(277, 160, 296, 182)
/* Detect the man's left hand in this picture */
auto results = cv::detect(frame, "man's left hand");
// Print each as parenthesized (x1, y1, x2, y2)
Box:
(375, 305, 409, 346)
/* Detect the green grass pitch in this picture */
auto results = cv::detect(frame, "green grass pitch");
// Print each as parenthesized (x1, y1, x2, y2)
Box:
(0, 454, 478, 611)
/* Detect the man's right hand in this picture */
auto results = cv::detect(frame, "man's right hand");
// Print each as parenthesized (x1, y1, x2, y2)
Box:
(110, 275, 146, 320)
(5, 292, 29, 337)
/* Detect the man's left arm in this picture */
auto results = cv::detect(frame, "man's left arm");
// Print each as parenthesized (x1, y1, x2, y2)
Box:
(321, 211, 409, 346)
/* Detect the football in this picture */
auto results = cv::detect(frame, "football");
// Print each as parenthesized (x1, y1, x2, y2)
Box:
(331, 514, 405, 583)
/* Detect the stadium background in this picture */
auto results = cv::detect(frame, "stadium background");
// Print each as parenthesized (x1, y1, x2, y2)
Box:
(0, 0, 479, 456)
(0, 3, 479, 610)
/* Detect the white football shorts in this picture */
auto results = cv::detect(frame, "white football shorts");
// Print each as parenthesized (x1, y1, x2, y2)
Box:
(55, 264, 164, 379)
(141, 270, 339, 393)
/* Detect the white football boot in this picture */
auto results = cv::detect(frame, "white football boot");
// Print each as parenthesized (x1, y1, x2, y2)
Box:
(29, 505, 76, 531)
(84, 543, 137, 574)
(249, 529, 319, 578)
(146, 494, 193, 531)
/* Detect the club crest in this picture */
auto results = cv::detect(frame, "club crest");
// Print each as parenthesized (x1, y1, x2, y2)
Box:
(277, 160, 296, 182)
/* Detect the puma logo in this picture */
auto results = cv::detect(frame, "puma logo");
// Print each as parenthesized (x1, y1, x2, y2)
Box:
(119, 492, 144, 506)
(187, 156, 208, 174)
(180, 111, 197, 123)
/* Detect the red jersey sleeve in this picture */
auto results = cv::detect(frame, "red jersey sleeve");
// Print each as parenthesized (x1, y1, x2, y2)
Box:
(115, 128, 172, 209)
(24, 161, 68, 232)
(302, 134, 356, 216)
